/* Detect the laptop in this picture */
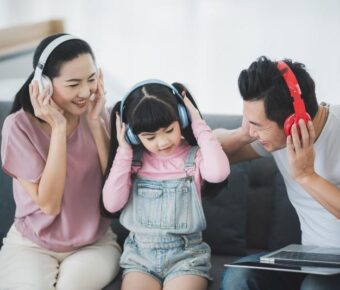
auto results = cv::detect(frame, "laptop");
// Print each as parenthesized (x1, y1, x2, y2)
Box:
(225, 244, 340, 275)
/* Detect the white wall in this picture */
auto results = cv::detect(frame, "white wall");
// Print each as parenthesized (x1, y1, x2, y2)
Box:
(0, 0, 339, 114)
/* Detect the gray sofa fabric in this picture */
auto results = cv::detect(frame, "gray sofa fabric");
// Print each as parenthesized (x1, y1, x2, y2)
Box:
(0, 102, 15, 244)
(0, 103, 301, 290)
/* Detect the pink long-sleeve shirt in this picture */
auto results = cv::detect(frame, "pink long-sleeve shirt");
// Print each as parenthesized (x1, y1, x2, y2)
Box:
(103, 119, 230, 213)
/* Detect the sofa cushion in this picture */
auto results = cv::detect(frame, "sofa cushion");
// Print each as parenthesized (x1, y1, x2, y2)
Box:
(0, 102, 15, 246)
(246, 158, 277, 250)
(201, 114, 248, 255)
(111, 219, 129, 248)
(203, 162, 248, 256)
(0, 172, 14, 246)
(268, 172, 301, 250)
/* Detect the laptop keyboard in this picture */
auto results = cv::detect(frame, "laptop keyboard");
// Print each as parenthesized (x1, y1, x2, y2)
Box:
(274, 251, 340, 264)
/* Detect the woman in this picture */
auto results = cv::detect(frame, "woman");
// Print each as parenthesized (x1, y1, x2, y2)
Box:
(0, 33, 121, 290)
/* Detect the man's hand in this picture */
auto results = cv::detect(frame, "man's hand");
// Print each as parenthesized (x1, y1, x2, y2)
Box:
(287, 119, 316, 183)
(240, 117, 257, 144)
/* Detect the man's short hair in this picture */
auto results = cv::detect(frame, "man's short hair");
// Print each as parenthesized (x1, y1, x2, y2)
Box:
(238, 56, 318, 127)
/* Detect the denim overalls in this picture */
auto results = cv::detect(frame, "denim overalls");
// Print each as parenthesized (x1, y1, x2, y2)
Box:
(119, 146, 212, 283)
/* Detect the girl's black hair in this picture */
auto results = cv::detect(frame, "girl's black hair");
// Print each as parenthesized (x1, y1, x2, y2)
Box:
(10, 33, 96, 115)
(100, 82, 228, 218)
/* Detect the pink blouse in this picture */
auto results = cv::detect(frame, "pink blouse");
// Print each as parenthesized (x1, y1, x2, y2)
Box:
(1, 109, 110, 252)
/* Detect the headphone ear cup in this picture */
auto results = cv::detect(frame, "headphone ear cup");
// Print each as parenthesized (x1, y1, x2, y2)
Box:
(177, 103, 190, 129)
(125, 125, 140, 145)
(284, 112, 312, 136)
(284, 114, 296, 136)
(41, 75, 53, 97)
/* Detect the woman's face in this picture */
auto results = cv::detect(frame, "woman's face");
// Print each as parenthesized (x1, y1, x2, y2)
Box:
(51, 53, 98, 117)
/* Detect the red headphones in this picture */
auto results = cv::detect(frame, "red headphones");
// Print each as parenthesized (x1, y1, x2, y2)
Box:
(277, 61, 311, 136)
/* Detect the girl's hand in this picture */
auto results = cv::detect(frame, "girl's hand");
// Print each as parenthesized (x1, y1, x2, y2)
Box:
(287, 119, 316, 183)
(87, 68, 106, 121)
(29, 80, 66, 128)
(182, 92, 201, 121)
(115, 113, 131, 149)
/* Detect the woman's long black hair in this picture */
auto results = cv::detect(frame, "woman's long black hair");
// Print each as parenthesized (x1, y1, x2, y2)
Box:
(100, 82, 228, 218)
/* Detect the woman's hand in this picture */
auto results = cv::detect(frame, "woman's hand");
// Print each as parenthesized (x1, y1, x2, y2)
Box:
(182, 92, 201, 121)
(87, 68, 106, 121)
(29, 80, 66, 128)
(287, 119, 316, 183)
(116, 113, 131, 149)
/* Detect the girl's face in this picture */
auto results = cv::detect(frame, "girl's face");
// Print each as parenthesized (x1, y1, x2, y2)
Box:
(138, 121, 182, 156)
(51, 53, 98, 117)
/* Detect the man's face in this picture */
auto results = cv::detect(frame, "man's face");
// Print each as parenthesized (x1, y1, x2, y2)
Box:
(243, 99, 287, 152)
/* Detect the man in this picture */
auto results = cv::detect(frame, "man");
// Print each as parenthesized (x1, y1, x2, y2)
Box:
(216, 56, 340, 290)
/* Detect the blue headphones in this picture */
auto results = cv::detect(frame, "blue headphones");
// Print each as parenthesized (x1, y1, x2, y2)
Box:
(120, 79, 190, 145)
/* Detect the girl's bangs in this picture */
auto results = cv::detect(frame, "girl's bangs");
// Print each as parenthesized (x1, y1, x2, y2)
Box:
(129, 98, 178, 134)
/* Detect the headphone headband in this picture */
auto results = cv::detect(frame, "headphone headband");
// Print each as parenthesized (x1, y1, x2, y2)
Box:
(277, 60, 311, 136)
(35, 34, 78, 73)
(120, 79, 190, 145)
(119, 79, 183, 121)
(277, 60, 301, 99)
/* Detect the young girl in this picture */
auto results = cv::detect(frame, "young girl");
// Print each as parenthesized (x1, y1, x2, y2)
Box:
(102, 80, 230, 290)
(0, 33, 121, 290)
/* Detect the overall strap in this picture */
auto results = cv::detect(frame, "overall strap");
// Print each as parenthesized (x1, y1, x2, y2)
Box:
(184, 146, 199, 175)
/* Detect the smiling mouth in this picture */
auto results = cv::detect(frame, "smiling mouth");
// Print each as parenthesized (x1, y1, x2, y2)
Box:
(72, 99, 87, 106)
(159, 146, 172, 152)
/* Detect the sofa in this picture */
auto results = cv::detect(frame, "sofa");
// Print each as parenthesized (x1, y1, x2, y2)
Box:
(0, 100, 301, 290)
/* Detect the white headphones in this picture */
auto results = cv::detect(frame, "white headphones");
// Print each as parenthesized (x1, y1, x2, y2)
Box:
(32, 34, 78, 97)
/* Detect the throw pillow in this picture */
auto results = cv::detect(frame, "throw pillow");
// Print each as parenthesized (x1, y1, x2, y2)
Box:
(203, 162, 248, 256)
(268, 172, 301, 251)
